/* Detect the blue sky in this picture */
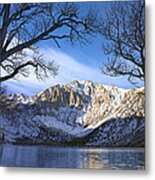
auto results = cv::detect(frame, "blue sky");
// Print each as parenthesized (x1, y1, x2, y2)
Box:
(2, 1, 144, 96)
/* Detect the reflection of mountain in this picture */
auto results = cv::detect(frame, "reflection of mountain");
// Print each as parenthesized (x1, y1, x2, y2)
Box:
(0, 146, 145, 169)
(0, 80, 145, 147)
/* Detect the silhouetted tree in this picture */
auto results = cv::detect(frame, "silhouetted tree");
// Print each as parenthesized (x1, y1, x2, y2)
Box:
(100, 0, 145, 85)
(0, 86, 7, 111)
(0, 3, 101, 82)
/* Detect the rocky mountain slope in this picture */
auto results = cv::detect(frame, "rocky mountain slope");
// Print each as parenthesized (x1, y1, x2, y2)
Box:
(0, 80, 145, 146)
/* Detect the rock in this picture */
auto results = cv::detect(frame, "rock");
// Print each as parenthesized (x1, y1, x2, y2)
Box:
(0, 80, 145, 146)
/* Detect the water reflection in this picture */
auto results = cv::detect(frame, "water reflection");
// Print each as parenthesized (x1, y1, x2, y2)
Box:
(0, 145, 145, 169)
(79, 148, 145, 170)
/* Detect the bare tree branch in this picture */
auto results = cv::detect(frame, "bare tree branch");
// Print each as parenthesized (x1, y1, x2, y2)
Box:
(0, 3, 101, 83)
(100, 0, 145, 85)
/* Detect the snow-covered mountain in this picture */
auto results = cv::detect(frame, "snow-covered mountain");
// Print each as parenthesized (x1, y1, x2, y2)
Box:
(0, 80, 145, 147)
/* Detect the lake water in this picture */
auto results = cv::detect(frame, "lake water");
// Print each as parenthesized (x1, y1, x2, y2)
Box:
(0, 145, 145, 170)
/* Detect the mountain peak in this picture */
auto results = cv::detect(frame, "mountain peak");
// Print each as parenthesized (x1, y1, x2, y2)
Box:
(0, 80, 145, 146)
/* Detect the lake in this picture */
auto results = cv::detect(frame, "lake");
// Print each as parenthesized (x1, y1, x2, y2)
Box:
(0, 145, 145, 170)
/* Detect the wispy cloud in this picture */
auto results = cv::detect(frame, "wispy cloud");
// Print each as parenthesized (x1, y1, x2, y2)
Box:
(3, 47, 136, 96)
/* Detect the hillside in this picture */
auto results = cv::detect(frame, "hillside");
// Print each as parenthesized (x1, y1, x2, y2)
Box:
(0, 80, 145, 146)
